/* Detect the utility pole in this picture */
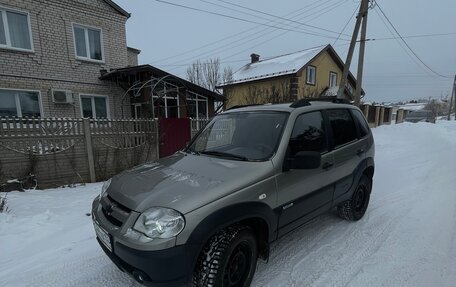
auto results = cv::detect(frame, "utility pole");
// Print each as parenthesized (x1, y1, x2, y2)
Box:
(450, 75, 456, 120)
(337, 0, 370, 106)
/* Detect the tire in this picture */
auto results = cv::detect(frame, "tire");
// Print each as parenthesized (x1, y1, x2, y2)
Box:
(193, 225, 258, 287)
(338, 175, 372, 221)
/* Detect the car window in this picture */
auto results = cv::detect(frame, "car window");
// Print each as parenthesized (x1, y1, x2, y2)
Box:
(351, 110, 369, 137)
(327, 109, 358, 148)
(289, 111, 327, 156)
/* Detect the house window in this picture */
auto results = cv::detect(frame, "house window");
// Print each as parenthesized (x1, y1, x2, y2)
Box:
(80, 95, 109, 118)
(0, 8, 33, 51)
(0, 89, 41, 117)
(329, 72, 338, 88)
(187, 94, 208, 120)
(73, 24, 103, 61)
(306, 66, 316, 85)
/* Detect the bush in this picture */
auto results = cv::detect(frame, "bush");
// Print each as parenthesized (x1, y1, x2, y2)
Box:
(0, 193, 8, 213)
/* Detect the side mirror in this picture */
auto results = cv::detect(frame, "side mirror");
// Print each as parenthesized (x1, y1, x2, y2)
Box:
(290, 151, 321, 169)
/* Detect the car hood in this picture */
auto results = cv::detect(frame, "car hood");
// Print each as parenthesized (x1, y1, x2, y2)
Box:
(107, 152, 274, 214)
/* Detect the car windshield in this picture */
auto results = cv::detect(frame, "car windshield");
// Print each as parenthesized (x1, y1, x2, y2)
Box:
(187, 111, 288, 161)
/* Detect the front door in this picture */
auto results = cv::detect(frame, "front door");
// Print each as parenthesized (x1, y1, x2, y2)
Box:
(275, 111, 336, 236)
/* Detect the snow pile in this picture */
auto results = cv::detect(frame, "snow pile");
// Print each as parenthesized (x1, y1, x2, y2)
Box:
(1, 121, 456, 287)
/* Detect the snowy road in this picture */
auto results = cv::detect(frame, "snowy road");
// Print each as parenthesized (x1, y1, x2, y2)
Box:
(1, 121, 456, 287)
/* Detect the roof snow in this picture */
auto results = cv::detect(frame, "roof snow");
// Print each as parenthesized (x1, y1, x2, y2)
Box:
(226, 47, 323, 85)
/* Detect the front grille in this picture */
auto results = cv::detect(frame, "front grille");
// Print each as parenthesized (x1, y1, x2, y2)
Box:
(101, 195, 131, 227)
(102, 208, 123, 227)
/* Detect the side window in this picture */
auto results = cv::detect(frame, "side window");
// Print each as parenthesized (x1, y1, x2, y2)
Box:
(327, 109, 357, 148)
(351, 110, 369, 137)
(289, 111, 327, 156)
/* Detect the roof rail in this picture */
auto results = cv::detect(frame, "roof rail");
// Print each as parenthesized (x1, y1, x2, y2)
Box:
(290, 97, 351, 108)
(289, 99, 311, 108)
(227, 104, 264, 111)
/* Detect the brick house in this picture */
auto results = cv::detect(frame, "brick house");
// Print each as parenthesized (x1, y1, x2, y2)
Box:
(0, 0, 136, 119)
(0, 0, 223, 120)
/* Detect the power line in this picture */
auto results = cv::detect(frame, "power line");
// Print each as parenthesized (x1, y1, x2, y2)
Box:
(164, 0, 349, 71)
(375, 3, 452, 79)
(214, 0, 351, 37)
(154, 0, 349, 40)
(373, 8, 430, 76)
(220, 0, 351, 61)
(364, 32, 456, 42)
(152, 0, 330, 64)
(199, 0, 328, 36)
(334, 4, 359, 45)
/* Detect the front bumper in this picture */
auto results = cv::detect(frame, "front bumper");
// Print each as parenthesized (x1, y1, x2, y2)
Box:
(92, 197, 201, 286)
(96, 236, 200, 287)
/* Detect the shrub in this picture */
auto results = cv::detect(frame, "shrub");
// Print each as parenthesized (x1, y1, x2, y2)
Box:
(0, 193, 8, 213)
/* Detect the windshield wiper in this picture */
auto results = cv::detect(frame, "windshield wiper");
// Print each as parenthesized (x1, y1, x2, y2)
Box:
(200, 151, 249, 161)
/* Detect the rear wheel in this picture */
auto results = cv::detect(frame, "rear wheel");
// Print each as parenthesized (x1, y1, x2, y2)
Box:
(338, 175, 372, 221)
(193, 225, 258, 287)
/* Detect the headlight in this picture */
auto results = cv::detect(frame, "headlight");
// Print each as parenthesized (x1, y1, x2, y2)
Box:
(133, 207, 185, 239)
(100, 178, 112, 198)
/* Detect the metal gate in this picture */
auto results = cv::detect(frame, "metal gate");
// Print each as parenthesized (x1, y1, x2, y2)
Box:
(159, 118, 191, 158)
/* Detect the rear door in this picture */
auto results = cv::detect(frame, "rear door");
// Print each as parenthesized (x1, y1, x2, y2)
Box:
(326, 109, 365, 200)
(275, 111, 336, 235)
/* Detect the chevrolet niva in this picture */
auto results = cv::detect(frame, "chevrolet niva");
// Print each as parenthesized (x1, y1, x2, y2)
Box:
(92, 98, 375, 287)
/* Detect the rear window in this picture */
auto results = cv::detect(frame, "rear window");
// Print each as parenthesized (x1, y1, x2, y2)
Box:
(327, 109, 358, 148)
(351, 110, 370, 137)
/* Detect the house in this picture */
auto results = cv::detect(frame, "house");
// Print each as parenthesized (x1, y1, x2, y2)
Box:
(0, 0, 222, 120)
(0, 0, 136, 119)
(218, 44, 364, 108)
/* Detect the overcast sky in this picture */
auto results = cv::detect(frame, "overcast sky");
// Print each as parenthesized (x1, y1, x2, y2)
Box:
(115, 0, 456, 103)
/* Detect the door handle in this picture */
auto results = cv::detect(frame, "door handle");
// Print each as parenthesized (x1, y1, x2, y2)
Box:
(356, 149, 365, 156)
(322, 162, 334, 170)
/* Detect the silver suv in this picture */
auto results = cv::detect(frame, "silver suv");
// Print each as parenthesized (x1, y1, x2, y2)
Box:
(92, 99, 375, 287)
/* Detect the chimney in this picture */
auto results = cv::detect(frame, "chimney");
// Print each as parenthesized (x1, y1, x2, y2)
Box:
(250, 53, 260, 63)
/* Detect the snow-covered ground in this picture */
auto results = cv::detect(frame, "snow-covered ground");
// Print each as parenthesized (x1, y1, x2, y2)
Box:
(1, 121, 456, 287)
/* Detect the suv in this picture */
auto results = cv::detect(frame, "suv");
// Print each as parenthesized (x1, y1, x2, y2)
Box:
(92, 99, 375, 287)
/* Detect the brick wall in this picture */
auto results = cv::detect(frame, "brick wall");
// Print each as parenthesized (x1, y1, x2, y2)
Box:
(0, 0, 131, 118)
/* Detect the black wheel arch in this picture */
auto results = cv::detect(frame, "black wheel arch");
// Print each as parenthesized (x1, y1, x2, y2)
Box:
(187, 202, 277, 261)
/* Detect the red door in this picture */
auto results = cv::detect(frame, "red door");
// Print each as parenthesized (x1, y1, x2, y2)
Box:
(159, 118, 191, 158)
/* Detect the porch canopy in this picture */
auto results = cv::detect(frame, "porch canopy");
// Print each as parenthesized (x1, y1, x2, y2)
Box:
(100, 64, 225, 119)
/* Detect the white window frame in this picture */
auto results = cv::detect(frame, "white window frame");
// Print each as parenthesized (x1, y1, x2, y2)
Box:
(0, 6, 34, 52)
(79, 94, 110, 119)
(306, 66, 316, 85)
(152, 83, 181, 119)
(329, 71, 338, 88)
(0, 88, 43, 118)
(72, 23, 104, 63)
(187, 92, 209, 129)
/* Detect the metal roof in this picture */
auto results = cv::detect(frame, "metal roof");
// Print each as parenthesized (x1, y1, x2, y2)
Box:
(100, 64, 226, 101)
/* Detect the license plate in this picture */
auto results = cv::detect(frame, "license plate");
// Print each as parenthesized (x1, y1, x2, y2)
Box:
(94, 222, 112, 252)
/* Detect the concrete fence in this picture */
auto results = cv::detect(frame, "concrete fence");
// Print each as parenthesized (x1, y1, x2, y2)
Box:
(0, 117, 158, 188)
(360, 104, 395, 128)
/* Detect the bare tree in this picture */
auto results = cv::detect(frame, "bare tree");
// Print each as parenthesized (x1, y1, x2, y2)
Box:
(222, 66, 234, 84)
(187, 58, 232, 92)
(186, 60, 205, 88)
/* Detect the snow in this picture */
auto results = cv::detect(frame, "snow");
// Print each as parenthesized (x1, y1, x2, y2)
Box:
(398, 103, 427, 111)
(1, 121, 456, 287)
(226, 47, 323, 85)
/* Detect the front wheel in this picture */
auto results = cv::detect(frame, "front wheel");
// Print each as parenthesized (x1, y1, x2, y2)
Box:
(193, 225, 258, 287)
(338, 175, 372, 221)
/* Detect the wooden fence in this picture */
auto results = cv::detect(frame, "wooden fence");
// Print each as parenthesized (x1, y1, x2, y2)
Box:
(0, 117, 158, 188)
